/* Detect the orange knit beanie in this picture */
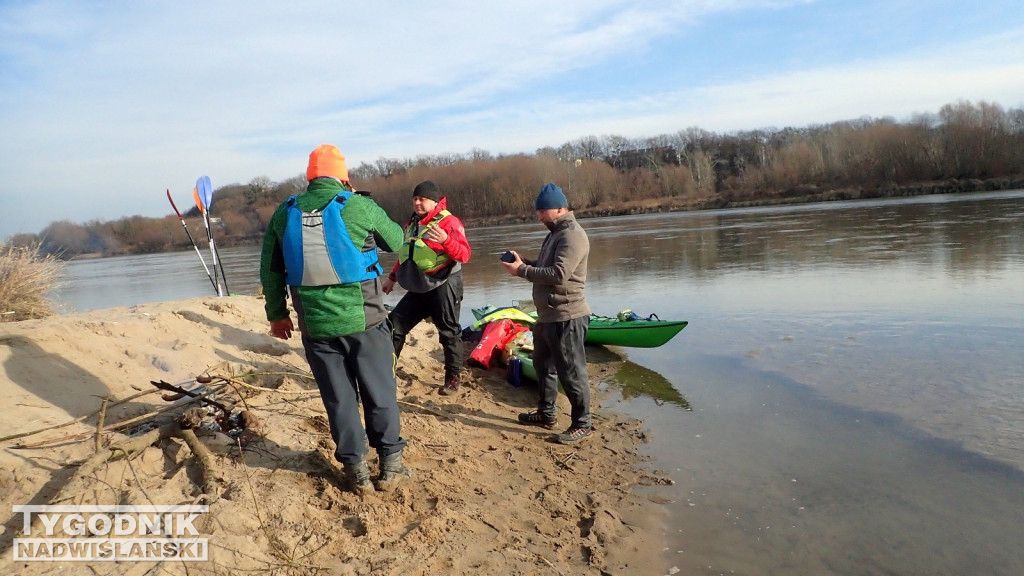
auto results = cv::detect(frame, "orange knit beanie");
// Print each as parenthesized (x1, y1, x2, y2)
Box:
(306, 144, 349, 182)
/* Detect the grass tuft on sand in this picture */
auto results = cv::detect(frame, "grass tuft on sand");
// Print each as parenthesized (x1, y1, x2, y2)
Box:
(0, 241, 64, 322)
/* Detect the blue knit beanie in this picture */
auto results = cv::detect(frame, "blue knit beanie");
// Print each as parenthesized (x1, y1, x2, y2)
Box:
(535, 183, 568, 210)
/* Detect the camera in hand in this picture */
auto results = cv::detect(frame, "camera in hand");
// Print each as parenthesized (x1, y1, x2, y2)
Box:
(500, 251, 516, 263)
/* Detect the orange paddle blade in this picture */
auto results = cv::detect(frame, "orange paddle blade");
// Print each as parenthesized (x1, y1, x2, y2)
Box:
(192, 187, 206, 214)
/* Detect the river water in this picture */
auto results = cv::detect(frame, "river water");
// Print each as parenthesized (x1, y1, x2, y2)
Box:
(53, 190, 1024, 575)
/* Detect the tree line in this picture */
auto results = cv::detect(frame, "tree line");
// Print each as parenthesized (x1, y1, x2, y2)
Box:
(12, 99, 1024, 259)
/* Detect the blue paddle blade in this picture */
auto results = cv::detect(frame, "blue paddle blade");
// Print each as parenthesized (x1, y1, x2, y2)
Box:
(196, 176, 213, 210)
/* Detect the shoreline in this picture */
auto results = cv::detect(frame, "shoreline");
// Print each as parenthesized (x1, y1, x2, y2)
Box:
(0, 295, 674, 574)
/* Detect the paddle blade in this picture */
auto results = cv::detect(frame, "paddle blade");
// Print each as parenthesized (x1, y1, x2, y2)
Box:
(192, 187, 206, 214)
(166, 189, 184, 217)
(196, 175, 213, 210)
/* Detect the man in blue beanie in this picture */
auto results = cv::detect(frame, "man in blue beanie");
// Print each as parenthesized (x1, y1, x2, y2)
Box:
(500, 183, 593, 444)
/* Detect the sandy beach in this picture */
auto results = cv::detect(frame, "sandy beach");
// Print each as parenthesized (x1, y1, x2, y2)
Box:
(0, 295, 672, 575)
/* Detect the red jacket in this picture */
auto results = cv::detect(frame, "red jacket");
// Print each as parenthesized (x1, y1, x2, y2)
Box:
(388, 196, 471, 279)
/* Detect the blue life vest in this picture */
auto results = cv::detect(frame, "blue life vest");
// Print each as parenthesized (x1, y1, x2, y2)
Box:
(281, 191, 382, 286)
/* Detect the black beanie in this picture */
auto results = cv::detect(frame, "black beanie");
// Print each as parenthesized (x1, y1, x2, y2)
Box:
(412, 180, 441, 202)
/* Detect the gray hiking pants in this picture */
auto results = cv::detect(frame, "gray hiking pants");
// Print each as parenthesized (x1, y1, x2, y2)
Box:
(302, 320, 406, 464)
(533, 315, 591, 429)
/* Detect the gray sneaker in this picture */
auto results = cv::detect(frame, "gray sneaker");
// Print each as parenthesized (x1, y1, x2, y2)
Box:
(342, 461, 375, 495)
(555, 426, 593, 444)
(376, 451, 413, 491)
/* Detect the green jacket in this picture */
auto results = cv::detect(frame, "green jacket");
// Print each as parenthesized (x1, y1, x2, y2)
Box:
(260, 178, 403, 339)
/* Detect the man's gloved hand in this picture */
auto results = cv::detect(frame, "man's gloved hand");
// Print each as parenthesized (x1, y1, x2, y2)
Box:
(270, 317, 294, 340)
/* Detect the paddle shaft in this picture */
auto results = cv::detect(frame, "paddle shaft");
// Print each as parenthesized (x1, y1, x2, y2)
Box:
(200, 211, 225, 297)
(194, 178, 229, 297)
(166, 189, 218, 294)
(210, 222, 230, 295)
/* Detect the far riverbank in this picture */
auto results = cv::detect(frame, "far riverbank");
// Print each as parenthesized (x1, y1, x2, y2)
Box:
(468, 175, 1024, 226)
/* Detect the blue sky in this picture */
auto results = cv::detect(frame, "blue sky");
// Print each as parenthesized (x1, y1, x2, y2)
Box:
(2, 0, 1023, 241)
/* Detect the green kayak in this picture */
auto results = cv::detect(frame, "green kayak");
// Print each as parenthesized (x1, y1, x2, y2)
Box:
(473, 305, 687, 349)
(586, 314, 688, 348)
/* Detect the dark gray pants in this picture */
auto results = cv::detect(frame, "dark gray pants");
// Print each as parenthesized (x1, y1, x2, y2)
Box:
(302, 320, 406, 464)
(533, 316, 591, 429)
(390, 271, 464, 377)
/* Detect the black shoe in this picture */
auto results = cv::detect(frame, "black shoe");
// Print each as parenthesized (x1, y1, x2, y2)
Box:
(518, 411, 557, 429)
(342, 461, 375, 495)
(376, 451, 413, 491)
(555, 426, 593, 444)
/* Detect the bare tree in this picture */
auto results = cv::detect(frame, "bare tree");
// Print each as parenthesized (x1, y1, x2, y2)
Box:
(351, 162, 380, 180)
(246, 176, 274, 203)
(375, 157, 405, 179)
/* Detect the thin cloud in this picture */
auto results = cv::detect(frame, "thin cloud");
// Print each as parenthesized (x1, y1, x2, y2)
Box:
(1, 1, 1022, 239)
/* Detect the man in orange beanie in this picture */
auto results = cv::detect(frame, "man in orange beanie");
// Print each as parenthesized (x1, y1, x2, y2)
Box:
(260, 144, 411, 494)
(306, 144, 350, 182)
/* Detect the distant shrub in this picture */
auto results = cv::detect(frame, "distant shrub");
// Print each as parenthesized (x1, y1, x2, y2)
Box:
(0, 242, 65, 322)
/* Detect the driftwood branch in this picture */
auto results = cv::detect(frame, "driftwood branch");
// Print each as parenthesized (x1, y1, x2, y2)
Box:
(50, 422, 179, 506)
(12, 384, 229, 450)
(94, 397, 108, 453)
(209, 373, 316, 395)
(3, 366, 301, 446)
(49, 406, 231, 512)
(0, 389, 160, 444)
(178, 428, 226, 502)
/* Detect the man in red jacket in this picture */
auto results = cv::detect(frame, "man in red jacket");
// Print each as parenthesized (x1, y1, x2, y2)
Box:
(383, 181, 472, 396)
